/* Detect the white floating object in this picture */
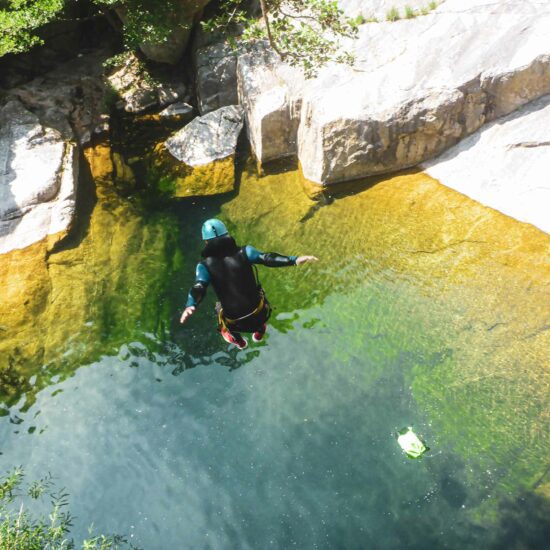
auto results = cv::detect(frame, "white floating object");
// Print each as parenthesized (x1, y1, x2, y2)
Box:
(397, 427, 429, 459)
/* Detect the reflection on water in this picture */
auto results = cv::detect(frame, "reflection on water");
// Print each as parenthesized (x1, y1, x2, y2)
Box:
(0, 145, 549, 548)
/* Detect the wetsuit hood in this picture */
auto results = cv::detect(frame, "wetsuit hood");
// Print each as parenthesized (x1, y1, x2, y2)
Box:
(201, 235, 240, 258)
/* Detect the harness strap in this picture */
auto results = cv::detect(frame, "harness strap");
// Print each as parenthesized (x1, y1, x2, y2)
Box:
(222, 294, 266, 325)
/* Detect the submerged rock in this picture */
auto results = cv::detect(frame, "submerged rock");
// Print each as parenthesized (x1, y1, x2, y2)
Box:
(422, 94, 550, 235)
(150, 105, 244, 198)
(0, 100, 78, 255)
(238, 0, 550, 186)
(0, 142, 181, 407)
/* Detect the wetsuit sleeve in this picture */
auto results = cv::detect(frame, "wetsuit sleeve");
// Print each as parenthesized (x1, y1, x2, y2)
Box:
(185, 263, 210, 308)
(245, 245, 297, 267)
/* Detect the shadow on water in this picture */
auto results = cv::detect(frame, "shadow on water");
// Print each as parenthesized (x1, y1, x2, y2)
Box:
(48, 147, 98, 256)
(490, 491, 550, 549)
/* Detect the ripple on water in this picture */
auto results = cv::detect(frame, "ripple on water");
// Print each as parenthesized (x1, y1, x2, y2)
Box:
(0, 149, 549, 547)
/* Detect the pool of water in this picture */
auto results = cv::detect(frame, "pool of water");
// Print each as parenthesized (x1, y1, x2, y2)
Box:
(1, 144, 549, 548)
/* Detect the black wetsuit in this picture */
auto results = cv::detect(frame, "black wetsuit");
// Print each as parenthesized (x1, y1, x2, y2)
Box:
(185, 235, 297, 333)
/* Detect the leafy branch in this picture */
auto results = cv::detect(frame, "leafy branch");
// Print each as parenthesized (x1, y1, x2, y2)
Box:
(202, 0, 359, 77)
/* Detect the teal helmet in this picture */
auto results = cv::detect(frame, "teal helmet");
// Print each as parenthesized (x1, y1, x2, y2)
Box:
(201, 218, 229, 240)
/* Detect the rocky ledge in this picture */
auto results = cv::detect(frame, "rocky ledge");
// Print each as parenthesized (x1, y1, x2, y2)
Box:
(238, 0, 550, 188)
(422, 94, 550, 235)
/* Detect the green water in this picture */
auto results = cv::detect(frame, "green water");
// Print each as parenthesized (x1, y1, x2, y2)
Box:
(1, 151, 549, 548)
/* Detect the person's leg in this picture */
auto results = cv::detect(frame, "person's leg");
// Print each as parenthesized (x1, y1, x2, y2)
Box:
(252, 323, 267, 343)
(220, 326, 248, 349)
(216, 305, 248, 349)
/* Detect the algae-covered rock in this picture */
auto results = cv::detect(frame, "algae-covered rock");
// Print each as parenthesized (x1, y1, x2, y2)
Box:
(150, 106, 244, 197)
(0, 142, 182, 408)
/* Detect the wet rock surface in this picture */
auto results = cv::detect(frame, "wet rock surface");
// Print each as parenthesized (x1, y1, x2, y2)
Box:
(0, 100, 77, 254)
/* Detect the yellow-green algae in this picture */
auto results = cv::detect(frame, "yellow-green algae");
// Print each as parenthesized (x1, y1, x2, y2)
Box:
(0, 143, 182, 409)
(1, 151, 548, 525)
(217, 161, 550, 516)
(150, 142, 235, 197)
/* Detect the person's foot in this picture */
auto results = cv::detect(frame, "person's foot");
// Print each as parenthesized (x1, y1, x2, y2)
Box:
(220, 327, 248, 349)
(252, 324, 267, 343)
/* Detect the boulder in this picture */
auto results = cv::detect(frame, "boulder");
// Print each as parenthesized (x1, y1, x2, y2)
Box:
(0, 100, 78, 254)
(9, 49, 110, 145)
(238, 44, 306, 163)
(237, 0, 550, 184)
(106, 52, 186, 114)
(195, 41, 239, 114)
(422, 94, 550, 235)
(151, 105, 244, 197)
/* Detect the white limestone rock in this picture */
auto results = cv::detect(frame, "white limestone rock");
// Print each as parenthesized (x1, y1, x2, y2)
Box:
(165, 105, 244, 166)
(237, 0, 550, 184)
(422, 94, 550, 235)
(0, 100, 78, 254)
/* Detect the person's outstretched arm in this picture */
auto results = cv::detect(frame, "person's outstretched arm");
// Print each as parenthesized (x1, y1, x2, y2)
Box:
(180, 263, 210, 324)
(245, 245, 318, 267)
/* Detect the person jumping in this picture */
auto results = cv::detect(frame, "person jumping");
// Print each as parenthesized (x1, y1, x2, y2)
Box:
(180, 219, 318, 349)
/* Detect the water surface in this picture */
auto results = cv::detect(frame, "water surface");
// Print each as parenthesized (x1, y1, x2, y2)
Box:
(0, 147, 549, 548)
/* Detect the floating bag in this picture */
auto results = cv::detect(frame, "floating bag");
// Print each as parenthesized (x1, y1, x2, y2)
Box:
(396, 427, 429, 459)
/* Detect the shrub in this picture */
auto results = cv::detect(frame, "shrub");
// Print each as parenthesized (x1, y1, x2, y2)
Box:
(0, 468, 128, 549)
(404, 6, 416, 19)
(386, 7, 401, 22)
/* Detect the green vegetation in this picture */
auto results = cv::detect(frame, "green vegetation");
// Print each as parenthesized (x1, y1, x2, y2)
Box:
(0, 0, 65, 57)
(203, 0, 359, 77)
(386, 7, 401, 21)
(404, 5, 416, 19)
(0, 468, 127, 549)
(1, 0, 359, 77)
(429, 0, 439, 9)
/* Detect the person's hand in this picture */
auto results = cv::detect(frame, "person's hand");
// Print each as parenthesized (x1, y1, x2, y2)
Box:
(295, 255, 319, 266)
(180, 306, 196, 324)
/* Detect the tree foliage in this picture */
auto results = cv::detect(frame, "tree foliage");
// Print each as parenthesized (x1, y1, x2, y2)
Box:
(0, 0, 66, 57)
(202, 0, 359, 77)
(0, 0, 358, 75)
